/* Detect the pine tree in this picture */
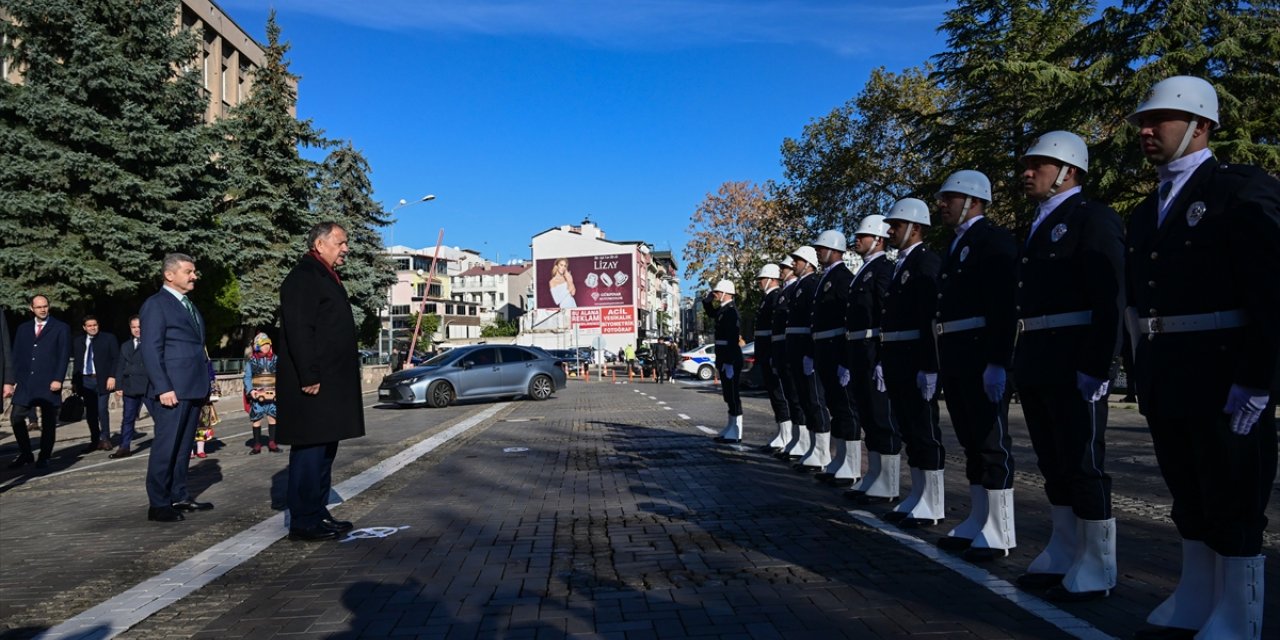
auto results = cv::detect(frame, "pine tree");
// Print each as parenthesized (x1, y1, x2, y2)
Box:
(0, 0, 220, 312)
(315, 142, 395, 344)
(212, 11, 329, 329)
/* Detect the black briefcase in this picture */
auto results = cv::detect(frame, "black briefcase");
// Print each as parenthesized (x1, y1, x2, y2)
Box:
(59, 394, 85, 423)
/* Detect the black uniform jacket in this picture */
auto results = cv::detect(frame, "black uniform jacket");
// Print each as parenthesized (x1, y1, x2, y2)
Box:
(936, 217, 1018, 375)
(1126, 158, 1280, 420)
(811, 263, 854, 337)
(1015, 194, 1125, 387)
(846, 254, 893, 364)
(881, 245, 941, 374)
(770, 280, 795, 364)
(703, 296, 743, 368)
(785, 273, 820, 358)
(756, 286, 782, 362)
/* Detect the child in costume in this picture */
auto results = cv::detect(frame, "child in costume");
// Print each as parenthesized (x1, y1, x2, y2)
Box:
(243, 332, 279, 454)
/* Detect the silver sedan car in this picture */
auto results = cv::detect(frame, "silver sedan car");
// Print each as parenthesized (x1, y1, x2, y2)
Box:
(377, 344, 568, 408)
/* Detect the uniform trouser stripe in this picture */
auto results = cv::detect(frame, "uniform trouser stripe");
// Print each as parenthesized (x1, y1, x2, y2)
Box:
(883, 369, 942, 469)
(848, 342, 900, 454)
(758, 357, 791, 423)
(941, 373, 1015, 489)
(788, 351, 830, 432)
(1020, 385, 1112, 519)
(814, 346, 860, 440)
(719, 361, 742, 416)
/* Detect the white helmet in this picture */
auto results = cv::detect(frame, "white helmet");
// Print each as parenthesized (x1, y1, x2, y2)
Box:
(853, 214, 890, 238)
(779, 255, 795, 269)
(936, 170, 992, 203)
(883, 198, 932, 226)
(1022, 130, 1089, 172)
(756, 263, 781, 280)
(1128, 75, 1219, 128)
(713, 279, 736, 295)
(790, 245, 819, 268)
(813, 229, 847, 252)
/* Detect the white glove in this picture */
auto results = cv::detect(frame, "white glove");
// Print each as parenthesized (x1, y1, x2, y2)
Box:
(724, 364, 735, 380)
(1223, 384, 1269, 435)
(916, 371, 937, 401)
(873, 364, 886, 393)
(1076, 371, 1110, 403)
(802, 356, 814, 376)
(837, 365, 850, 387)
(982, 364, 1006, 404)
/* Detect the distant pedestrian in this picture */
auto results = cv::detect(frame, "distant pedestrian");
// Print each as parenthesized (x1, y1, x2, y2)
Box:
(653, 338, 670, 383)
(111, 315, 151, 459)
(665, 336, 679, 382)
(7, 295, 71, 470)
(72, 314, 120, 453)
(277, 222, 366, 541)
(624, 343, 636, 373)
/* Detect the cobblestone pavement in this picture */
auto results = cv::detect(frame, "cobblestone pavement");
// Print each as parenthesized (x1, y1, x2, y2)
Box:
(0, 377, 1276, 639)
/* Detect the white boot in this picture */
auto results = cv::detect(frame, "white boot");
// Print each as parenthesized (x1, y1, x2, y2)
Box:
(1059, 518, 1116, 596)
(719, 414, 736, 440)
(852, 451, 881, 494)
(967, 489, 1016, 560)
(780, 422, 804, 456)
(1195, 554, 1264, 640)
(832, 440, 862, 485)
(1025, 506, 1079, 577)
(767, 420, 790, 450)
(786, 426, 811, 460)
(942, 485, 987, 543)
(901, 469, 945, 525)
(718, 415, 742, 442)
(887, 467, 925, 520)
(864, 453, 900, 500)
(1147, 539, 1217, 630)
(822, 438, 848, 476)
(797, 431, 831, 469)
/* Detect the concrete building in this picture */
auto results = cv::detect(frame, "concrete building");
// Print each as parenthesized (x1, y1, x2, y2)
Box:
(382, 246, 481, 353)
(451, 264, 533, 325)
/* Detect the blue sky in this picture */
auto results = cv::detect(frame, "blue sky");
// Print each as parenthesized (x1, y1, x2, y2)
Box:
(219, 1, 950, 277)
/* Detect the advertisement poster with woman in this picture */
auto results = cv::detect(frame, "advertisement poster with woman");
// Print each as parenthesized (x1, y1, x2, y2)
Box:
(536, 254, 634, 309)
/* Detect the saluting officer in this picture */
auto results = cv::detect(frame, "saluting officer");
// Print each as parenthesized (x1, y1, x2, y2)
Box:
(933, 170, 1019, 560)
(1126, 76, 1279, 640)
(772, 257, 809, 459)
(874, 199, 944, 524)
(842, 215, 900, 503)
(704, 280, 745, 442)
(753, 264, 793, 452)
(1012, 131, 1124, 601)
(808, 230, 861, 484)
(784, 246, 830, 465)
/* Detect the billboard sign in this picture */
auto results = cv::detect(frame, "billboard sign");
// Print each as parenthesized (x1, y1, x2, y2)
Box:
(536, 253, 633, 310)
(571, 307, 635, 335)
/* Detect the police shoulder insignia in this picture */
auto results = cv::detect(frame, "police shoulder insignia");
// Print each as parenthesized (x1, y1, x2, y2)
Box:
(959, 246, 970, 262)
(824, 281, 832, 292)
(900, 270, 910, 284)
(1051, 223, 1068, 243)
(1187, 201, 1206, 227)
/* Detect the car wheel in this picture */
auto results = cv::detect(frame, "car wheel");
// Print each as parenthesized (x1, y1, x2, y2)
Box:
(697, 364, 714, 381)
(528, 375, 554, 401)
(427, 381, 454, 408)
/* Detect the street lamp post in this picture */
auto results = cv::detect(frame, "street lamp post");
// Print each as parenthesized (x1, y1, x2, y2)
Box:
(384, 194, 437, 358)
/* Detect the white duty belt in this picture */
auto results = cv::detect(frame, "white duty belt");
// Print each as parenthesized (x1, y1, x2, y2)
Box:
(813, 327, 845, 340)
(1018, 311, 1092, 333)
(770, 334, 786, 343)
(934, 316, 986, 336)
(754, 330, 772, 337)
(1137, 310, 1247, 335)
(846, 328, 880, 341)
(714, 340, 730, 346)
(880, 329, 921, 342)
(785, 327, 811, 335)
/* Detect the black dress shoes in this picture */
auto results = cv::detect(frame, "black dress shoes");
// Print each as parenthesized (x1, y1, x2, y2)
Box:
(148, 506, 185, 522)
(321, 517, 354, 533)
(7, 454, 34, 469)
(109, 448, 133, 459)
(289, 525, 338, 541)
(1016, 572, 1064, 589)
(172, 499, 214, 512)
(936, 536, 973, 551)
(34, 458, 49, 469)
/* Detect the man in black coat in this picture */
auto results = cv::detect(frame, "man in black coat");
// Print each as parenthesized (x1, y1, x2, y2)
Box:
(753, 263, 791, 452)
(842, 215, 898, 502)
(277, 222, 367, 541)
(7, 295, 71, 469)
(653, 338, 670, 384)
(112, 315, 150, 458)
(1012, 131, 1124, 601)
(784, 246, 829, 464)
(71, 314, 120, 453)
(933, 170, 1019, 561)
(1125, 76, 1279, 640)
(704, 280, 743, 442)
(875, 200, 944, 524)
(807, 230, 860, 483)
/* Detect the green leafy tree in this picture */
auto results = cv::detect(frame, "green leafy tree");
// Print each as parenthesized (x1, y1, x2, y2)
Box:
(212, 11, 329, 329)
(0, 0, 221, 313)
(480, 319, 519, 337)
(315, 142, 395, 344)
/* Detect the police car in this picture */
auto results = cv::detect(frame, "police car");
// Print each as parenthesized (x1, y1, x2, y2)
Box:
(677, 342, 755, 381)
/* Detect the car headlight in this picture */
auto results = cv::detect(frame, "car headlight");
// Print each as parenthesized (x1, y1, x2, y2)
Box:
(399, 376, 425, 386)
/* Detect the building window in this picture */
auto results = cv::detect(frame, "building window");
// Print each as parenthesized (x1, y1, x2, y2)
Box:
(469, 306, 477, 316)
(391, 305, 411, 316)
(424, 303, 437, 314)
(428, 283, 442, 297)
(445, 304, 454, 315)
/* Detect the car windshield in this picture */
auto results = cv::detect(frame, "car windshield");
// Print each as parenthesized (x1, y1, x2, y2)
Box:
(422, 350, 461, 366)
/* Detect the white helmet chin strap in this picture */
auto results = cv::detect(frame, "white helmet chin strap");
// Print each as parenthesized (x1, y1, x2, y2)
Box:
(1047, 165, 1070, 197)
(960, 196, 973, 221)
(895, 223, 915, 250)
(1170, 116, 1200, 162)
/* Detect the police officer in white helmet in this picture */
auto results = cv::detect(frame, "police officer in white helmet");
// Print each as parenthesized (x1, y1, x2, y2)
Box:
(782, 245, 830, 465)
(806, 230, 861, 484)
(876, 199, 945, 524)
(753, 263, 793, 452)
(703, 279, 745, 442)
(842, 215, 901, 504)
(933, 169, 1020, 561)
(1127, 76, 1280, 640)
(771, 256, 809, 458)
(1013, 131, 1124, 601)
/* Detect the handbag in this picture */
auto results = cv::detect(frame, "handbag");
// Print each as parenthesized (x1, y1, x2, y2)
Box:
(200, 402, 221, 429)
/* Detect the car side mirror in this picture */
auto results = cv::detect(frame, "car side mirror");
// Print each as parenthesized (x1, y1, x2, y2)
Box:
(459, 360, 474, 370)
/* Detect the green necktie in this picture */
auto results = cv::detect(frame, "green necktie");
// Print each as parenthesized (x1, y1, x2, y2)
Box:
(181, 296, 200, 330)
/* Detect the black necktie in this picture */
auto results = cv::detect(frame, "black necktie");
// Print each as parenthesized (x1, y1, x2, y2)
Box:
(86, 338, 95, 375)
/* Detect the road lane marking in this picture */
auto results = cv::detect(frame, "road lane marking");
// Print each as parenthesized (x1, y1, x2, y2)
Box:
(39, 402, 511, 640)
(696, 426, 717, 434)
(846, 510, 1115, 640)
(678, 414, 691, 420)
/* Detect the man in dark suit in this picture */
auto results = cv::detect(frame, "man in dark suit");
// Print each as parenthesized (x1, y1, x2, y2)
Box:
(933, 170, 1019, 560)
(1125, 76, 1279, 640)
(7, 295, 71, 469)
(112, 315, 150, 458)
(874, 199, 944, 524)
(703, 279, 743, 442)
(139, 253, 212, 522)
(277, 223, 366, 541)
(1012, 131, 1124, 601)
(71, 315, 120, 453)
(807, 230, 860, 482)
